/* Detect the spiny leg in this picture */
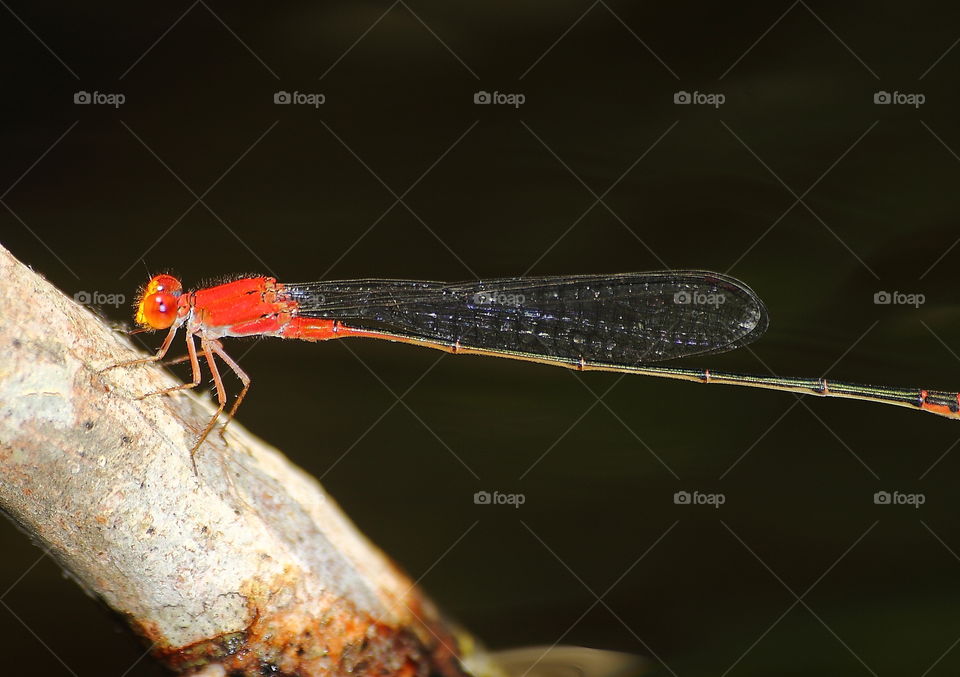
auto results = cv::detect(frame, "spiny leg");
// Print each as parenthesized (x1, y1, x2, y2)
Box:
(106, 328, 210, 475)
(160, 353, 193, 367)
(100, 325, 204, 403)
(188, 337, 229, 475)
(205, 339, 251, 442)
(136, 332, 203, 400)
(100, 321, 181, 373)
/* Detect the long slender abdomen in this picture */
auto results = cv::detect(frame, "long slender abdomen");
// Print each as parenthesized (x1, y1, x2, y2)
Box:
(280, 317, 422, 343)
(281, 317, 340, 341)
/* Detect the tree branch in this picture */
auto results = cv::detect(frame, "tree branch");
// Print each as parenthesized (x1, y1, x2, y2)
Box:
(0, 244, 499, 676)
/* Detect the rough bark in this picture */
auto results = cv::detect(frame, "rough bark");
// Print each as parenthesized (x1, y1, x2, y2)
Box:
(0, 244, 497, 677)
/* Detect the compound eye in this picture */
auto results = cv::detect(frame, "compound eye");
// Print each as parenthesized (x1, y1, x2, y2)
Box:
(135, 275, 183, 330)
(139, 292, 179, 329)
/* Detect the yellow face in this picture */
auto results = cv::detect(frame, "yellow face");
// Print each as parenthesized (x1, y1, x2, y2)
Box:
(135, 274, 183, 330)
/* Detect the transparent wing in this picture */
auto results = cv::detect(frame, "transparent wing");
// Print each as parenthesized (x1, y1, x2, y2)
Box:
(281, 271, 768, 366)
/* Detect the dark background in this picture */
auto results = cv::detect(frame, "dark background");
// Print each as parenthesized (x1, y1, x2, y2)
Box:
(3, 2, 960, 675)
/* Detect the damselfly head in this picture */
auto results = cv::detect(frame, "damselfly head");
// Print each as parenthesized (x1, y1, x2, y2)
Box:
(135, 274, 183, 330)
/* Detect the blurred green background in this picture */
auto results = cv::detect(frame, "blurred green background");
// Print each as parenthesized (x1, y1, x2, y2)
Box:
(3, 2, 960, 675)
